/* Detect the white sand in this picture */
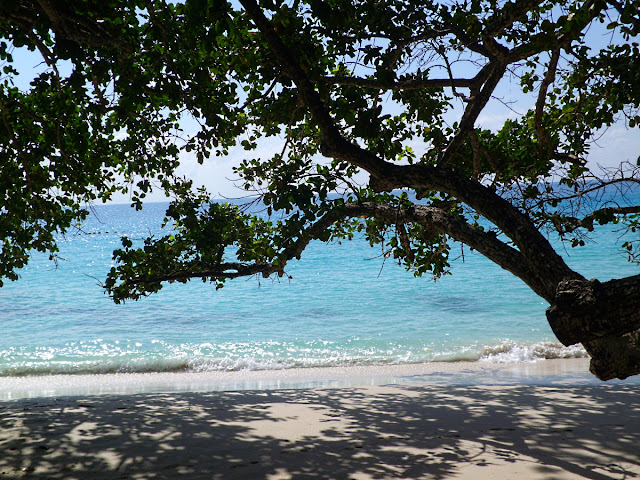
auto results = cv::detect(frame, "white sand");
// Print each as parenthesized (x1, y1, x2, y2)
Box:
(0, 383, 637, 479)
(0, 358, 638, 479)
(0, 358, 614, 401)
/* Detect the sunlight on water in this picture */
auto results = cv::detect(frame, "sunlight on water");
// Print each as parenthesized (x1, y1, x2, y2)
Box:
(1, 201, 637, 376)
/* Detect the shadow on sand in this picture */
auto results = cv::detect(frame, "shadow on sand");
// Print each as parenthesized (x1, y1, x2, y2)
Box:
(0, 384, 638, 479)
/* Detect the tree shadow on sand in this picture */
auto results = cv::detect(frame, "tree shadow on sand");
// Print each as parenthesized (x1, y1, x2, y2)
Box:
(0, 384, 637, 479)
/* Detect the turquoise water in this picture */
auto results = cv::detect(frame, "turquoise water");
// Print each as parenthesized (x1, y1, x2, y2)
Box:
(1, 201, 637, 376)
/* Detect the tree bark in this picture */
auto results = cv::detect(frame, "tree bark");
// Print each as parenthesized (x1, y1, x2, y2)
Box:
(546, 275, 640, 346)
(584, 330, 640, 381)
(546, 275, 640, 380)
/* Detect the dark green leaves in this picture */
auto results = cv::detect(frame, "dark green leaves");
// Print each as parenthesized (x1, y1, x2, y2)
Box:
(2, 0, 638, 298)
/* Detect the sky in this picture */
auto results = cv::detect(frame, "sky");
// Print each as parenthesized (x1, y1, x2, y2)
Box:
(5, 7, 639, 204)
(166, 96, 638, 201)
(113, 10, 640, 202)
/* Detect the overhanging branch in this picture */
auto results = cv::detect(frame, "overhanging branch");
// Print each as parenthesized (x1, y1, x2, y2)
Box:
(238, 0, 592, 299)
(122, 201, 553, 302)
(554, 205, 640, 234)
(346, 202, 552, 300)
(239, 0, 390, 178)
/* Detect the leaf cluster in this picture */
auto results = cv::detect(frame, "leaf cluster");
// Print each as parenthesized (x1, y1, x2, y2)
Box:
(1, 0, 638, 298)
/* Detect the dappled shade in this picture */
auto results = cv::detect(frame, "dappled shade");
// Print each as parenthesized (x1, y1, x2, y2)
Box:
(0, 384, 638, 479)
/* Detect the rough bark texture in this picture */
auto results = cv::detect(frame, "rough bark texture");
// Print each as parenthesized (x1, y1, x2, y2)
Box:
(584, 330, 640, 381)
(546, 275, 640, 346)
(546, 276, 640, 380)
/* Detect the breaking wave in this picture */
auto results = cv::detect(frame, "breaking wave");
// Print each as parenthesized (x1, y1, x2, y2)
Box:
(0, 339, 587, 377)
(478, 341, 588, 363)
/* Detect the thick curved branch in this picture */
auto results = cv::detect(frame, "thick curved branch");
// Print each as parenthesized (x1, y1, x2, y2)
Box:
(239, 0, 389, 179)
(239, 0, 583, 298)
(368, 164, 584, 296)
(317, 146, 581, 300)
(347, 202, 553, 300)
(125, 201, 554, 302)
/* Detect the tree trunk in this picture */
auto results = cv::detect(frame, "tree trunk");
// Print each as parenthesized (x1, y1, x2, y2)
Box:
(546, 275, 640, 380)
(583, 330, 640, 381)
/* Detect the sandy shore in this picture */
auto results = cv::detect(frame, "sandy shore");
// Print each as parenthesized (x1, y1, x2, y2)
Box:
(0, 358, 622, 401)
(0, 359, 638, 479)
(0, 383, 637, 479)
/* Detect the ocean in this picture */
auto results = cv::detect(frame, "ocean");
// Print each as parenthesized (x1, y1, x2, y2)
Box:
(1, 200, 638, 378)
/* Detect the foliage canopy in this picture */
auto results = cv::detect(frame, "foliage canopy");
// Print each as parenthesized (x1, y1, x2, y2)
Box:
(1, 0, 639, 379)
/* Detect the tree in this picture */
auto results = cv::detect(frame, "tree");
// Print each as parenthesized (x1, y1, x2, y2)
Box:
(1, 0, 639, 380)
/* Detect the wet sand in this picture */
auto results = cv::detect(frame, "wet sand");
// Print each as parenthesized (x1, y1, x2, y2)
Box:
(0, 358, 619, 401)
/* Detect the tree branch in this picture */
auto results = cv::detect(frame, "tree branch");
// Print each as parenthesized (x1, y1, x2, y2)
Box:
(484, 0, 542, 37)
(348, 202, 552, 300)
(543, 176, 640, 204)
(239, 0, 390, 179)
(439, 62, 506, 165)
(121, 201, 553, 302)
(323, 76, 478, 91)
(370, 163, 584, 296)
(535, 48, 561, 159)
(239, 0, 584, 299)
(5, 0, 135, 55)
(554, 206, 640, 234)
(506, 0, 601, 64)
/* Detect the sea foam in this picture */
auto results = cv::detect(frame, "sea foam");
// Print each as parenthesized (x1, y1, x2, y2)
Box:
(0, 339, 588, 377)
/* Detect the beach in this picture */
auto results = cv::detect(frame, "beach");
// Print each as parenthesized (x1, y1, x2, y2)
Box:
(0, 358, 638, 479)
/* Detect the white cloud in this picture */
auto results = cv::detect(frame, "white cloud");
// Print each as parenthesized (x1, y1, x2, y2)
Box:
(587, 125, 640, 169)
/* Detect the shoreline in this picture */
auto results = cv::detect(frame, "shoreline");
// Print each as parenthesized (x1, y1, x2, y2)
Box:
(1, 357, 635, 401)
